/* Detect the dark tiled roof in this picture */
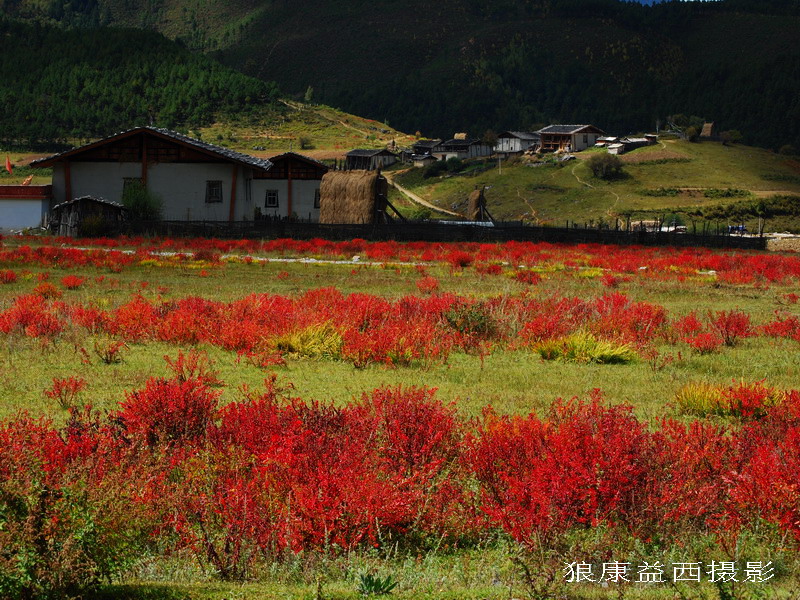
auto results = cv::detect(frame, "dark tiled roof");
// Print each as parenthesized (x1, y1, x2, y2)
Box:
(346, 149, 395, 157)
(31, 126, 273, 172)
(500, 131, 540, 140)
(442, 138, 482, 147)
(537, 125, 592, 134)
(413, 139, 442, 148)
(268, 151, 328, 170)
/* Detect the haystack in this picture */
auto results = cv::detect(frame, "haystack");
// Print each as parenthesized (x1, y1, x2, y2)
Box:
(467, 187, 493, 222)
(319, 171, 386, 224)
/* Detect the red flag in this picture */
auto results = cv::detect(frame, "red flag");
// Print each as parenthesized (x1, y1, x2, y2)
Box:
(4, 156, 11, 175)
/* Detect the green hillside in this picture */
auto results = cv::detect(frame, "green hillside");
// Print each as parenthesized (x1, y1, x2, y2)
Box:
(392, 138, 800, 231)
(2, 0, 798, 151)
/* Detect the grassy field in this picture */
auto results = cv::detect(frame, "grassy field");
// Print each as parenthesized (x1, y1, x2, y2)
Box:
(2, 237, 800, 600)
(394, 139, 800, 230)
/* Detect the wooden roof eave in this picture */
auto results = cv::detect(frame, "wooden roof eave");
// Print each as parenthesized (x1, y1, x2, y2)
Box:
(31, 128, 272, 173)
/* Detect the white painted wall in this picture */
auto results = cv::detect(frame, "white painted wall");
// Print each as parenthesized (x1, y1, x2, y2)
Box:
(52, 161, 257, 221)
(496, 138, 522, 153)
(251, 179, 321, 220)
(0, 199, 48, 230)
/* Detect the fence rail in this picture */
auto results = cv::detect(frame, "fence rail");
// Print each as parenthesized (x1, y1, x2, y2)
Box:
(118, 220, 768, 251)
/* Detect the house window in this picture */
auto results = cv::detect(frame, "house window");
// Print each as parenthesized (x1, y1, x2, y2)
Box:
(313, 189, 321, 209)
(206, 180, 223, 203)
(583, 134, 589, 144)
(265, 189, 279, 208)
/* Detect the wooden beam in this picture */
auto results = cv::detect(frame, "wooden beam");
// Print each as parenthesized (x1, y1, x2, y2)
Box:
(228, 165, 238, 222)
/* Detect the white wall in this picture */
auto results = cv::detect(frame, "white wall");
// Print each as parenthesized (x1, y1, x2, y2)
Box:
(250, 179, 321, 220)
(148, 162, 237, 221)
(0, 199, 48, 230)
(53, 161, 255, 221)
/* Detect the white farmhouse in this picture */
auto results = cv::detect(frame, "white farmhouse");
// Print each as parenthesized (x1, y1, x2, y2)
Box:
(495, 131, 541, 156)
(31, 127, 328, 222)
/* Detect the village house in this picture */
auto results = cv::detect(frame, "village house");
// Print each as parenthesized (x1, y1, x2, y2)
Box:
(30, 127, 329, 222)
(411, 139, 443, 156)
(536, 125, 605, 152)
(0, 184, 52, 230)
(345, 149, 398, 171)
(435, 135, 493, 160)
(494, 131, 540, 156)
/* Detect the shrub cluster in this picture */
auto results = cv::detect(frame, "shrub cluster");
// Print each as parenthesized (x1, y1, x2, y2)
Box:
(3, 372, 800, 596)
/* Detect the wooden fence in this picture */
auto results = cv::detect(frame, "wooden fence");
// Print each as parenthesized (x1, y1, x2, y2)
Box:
(120, 219, 768, 251)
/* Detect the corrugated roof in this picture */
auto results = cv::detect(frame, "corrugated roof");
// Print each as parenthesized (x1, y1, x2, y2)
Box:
(31, 126, 273, 172)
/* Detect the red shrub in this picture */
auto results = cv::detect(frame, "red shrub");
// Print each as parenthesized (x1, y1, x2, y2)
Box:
(32, 281, 62, 299)
(44, 376, 88, 409)
(117, 376, 220, 445)
(708, 309, 754, 346)
(60, 275, 86, 290)
(416, 276, 440, 294)
(0, 269, 17, 284)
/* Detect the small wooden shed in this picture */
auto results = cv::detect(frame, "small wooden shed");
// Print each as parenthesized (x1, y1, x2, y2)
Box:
(48, 196, 127, 237)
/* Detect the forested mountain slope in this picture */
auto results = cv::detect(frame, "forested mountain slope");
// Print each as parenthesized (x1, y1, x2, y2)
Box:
(0, 18, 280, 145)
(2, 0, 799, 149)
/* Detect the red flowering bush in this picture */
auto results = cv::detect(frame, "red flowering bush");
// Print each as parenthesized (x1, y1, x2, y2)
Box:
(0, 269, 17, 284)
(60, 274, 86, 290)
(416, 275, 440, 294)
(32, 281, 62, 299)
(117, 376, 220, 445)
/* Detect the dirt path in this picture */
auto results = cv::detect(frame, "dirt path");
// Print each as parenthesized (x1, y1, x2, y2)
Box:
(571, 164, 595, 189)
(281, 99, 373, 138)
(384, 171, 464, 217)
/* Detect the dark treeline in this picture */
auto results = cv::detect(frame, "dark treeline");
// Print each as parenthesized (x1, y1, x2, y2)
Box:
(0, 18, 280, 146)
(1, 0, 799, 150)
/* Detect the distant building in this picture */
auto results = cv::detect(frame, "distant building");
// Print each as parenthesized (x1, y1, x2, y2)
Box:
(436, 137, 493, 160)
(495, 131, 540, 155)
(411, 139, 443, 156)
(536, 125, 605, 152)
(0, 184, 52, 230)
(345, 149, 398, 171)
(413, 155, 439, 168)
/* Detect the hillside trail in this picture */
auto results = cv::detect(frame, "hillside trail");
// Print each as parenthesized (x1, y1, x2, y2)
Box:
(572, 162, 622, 214)
(384, 170, 464, 217)
(280, 99, 373, 137)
